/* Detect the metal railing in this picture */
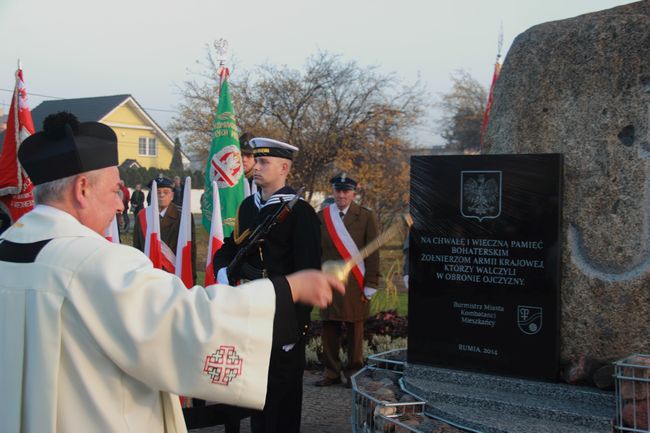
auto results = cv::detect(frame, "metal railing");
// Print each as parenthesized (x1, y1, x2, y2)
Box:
(367, 348, 407, 373)
(615, 354, 650, 432)
(351, 366, 425, 433)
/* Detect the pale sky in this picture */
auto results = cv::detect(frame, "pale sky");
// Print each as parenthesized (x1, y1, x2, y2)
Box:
(0, 0, 635, 147)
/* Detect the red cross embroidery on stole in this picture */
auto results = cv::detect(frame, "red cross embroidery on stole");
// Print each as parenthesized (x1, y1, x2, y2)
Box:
(203, 345, 243, 385)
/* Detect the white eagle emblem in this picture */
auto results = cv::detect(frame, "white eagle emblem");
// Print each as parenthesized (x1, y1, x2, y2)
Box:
(460, 171, 502, 221)
(210, 145, 243, 189)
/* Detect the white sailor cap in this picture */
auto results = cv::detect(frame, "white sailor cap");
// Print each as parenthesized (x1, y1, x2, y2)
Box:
(250, 137, 299, 160)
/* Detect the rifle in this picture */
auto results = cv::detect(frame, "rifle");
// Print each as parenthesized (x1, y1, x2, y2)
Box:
(226, 187, 305, 282)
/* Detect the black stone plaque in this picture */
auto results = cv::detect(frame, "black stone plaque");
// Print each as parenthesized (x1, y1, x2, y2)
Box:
(407, 154, 562, 381)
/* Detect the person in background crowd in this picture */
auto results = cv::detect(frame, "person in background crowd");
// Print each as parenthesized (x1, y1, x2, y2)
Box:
(130, 183, 145, 216)
(172, 176, 183, 207)
(316, 173, 380, 388)
(119, 180, 130, 231)
(0, 111, 345, 433)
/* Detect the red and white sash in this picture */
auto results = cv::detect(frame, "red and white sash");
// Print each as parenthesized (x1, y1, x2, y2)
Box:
(323, 204, 365, 289)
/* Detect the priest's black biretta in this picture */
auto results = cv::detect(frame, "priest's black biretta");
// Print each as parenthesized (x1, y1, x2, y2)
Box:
(18, 111, 118, 185)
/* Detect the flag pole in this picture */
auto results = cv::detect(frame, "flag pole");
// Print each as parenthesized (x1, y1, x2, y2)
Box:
(480, 24, 504, 152)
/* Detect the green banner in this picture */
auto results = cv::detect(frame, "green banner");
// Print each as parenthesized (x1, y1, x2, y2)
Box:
(202, 78, 245, 236)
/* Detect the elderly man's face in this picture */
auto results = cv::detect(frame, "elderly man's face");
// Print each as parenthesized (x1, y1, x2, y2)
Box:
(82, 166, 123, 234)
(334, 187, 356, 210)
(157, 187, 173, 210)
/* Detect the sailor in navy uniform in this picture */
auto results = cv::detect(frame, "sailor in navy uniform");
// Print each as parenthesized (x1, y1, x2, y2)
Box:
(213, 137, 321, 433)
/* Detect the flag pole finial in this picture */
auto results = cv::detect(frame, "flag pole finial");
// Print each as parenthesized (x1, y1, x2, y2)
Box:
(213, 38, 229, 68)
(17, 59, 21, 70)
(497, 22, 504, 60)
(214, 38, 230, 88)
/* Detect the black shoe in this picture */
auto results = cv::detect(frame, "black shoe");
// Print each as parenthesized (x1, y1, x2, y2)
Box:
(345, 380, 352, 389)
(314, 377, 342, 387)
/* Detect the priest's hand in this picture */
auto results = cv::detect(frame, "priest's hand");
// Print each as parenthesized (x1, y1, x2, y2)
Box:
(285, 270, 345, 309)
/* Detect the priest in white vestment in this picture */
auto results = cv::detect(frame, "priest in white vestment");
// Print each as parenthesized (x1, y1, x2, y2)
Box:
(0, 112, 342, 433)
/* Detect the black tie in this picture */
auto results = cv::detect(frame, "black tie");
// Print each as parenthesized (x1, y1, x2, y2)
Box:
(339, 211, 345, 220)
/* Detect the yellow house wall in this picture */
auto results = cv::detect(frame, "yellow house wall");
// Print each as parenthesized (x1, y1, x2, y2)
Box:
(103, 104, 173, 169)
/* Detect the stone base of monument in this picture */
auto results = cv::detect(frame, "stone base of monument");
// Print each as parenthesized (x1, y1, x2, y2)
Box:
(402, 364, 615, 433)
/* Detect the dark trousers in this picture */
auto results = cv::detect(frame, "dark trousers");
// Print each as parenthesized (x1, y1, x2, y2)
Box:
(251, 341, 305, 433)
(322, 320, 364, 380)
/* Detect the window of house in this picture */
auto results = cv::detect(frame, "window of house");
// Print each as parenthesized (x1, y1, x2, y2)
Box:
(148, 138, 157, 156)
(138, 137, 147, 155)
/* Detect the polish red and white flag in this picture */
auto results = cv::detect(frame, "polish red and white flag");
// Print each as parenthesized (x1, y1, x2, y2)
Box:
(143, 181, 163, 269)
(175, 177, 194, 288)
(204, 181, 224, 285)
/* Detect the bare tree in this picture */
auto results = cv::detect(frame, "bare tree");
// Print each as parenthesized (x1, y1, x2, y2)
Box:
(169, 44, 223, 163)
(437, 70, 487, 153)
(171, 49, 427, 226)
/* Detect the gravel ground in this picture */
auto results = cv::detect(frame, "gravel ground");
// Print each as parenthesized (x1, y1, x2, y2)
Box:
(190, 370, 353, 433)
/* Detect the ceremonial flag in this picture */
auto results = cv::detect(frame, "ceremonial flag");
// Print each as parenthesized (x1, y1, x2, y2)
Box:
(143, 181, 163, 268)
(204, 181, 224, 285)
(175, 177, 194, 288)
(480, 58, 502, 149)
(0, 65, 35, 222)
(104, 216, 120, 244)
(201, 72, 245, 237)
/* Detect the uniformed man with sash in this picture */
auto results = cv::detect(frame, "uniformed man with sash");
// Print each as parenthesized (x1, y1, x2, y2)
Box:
(213, 137, 321, 433)
(316, 173, 380, 387)
(0, 113, 342, 433)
